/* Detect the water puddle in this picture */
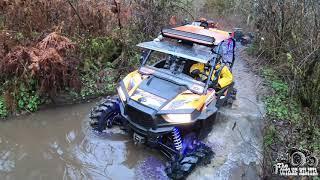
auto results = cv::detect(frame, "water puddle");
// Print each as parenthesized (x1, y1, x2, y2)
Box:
(0, 103, 167, 180)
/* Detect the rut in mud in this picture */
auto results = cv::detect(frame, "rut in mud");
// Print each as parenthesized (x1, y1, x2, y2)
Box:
(0, 45, 264, 180)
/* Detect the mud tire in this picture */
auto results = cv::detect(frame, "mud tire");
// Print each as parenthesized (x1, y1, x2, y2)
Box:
(89, 96, 120, 132)
(165, 143, 214, 180)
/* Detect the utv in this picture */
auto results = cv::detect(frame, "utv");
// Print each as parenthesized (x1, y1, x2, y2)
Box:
(89, 24, 237, 179)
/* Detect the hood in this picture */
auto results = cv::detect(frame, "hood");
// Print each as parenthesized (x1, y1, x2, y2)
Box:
(129, 76, 206, 112)
(130, 77, 187, 110)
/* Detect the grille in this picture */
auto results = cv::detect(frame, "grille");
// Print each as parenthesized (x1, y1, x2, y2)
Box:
(126, 106, 154, 128)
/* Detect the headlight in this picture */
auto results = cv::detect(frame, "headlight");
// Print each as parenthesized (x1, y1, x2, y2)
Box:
(117, 87, 126, 102)
(162, 114, 193, 124)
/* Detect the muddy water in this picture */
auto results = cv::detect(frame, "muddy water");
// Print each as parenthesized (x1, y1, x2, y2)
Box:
(0, 45, 264, 180)
(0, 103, 167, 180)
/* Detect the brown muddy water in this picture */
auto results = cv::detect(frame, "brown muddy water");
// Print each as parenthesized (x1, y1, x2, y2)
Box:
(0, 46, 265, 180)
(0, 103, 167, 180)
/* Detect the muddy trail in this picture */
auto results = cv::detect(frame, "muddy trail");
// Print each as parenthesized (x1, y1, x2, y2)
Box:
(0, 45, 265, 180)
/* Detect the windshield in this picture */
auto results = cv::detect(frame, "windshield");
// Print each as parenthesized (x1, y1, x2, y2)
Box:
(137, 40, 226, 94)
(137, 41, 215, 64)
(143, 50, 199, 80)
(139, 50, 208, 94)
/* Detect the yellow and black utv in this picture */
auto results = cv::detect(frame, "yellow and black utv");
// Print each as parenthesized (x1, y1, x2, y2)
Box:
(89, 23, 237, 179)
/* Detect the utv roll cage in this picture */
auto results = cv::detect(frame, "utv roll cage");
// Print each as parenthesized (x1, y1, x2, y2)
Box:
(138, 25, 236, 94)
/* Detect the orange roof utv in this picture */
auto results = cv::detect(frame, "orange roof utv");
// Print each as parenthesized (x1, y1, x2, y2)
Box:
(162, 25, 229, 46)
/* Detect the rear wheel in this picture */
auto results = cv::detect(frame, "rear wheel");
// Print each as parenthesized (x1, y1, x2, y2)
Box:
(89, 96, 121, 132)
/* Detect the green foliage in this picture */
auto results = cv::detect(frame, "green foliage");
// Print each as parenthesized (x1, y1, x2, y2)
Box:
(71, 66, 116, 100)
(296, 61, 320, 116)
(262, 65, 320, 175)
(252, 0, 320, 117)
(262, 68, 302, 122)
(15, 32, 25, 41)
(127, 52, 141, 70)
(0, 96, 8, 118)
(311, 128, 320, 152)
(264, 125, 277, 147)
(313, 177, 320, 180)
(80, 37, 122, 70)
(270, 80, 288, 93)
(15, 82, 41, 112)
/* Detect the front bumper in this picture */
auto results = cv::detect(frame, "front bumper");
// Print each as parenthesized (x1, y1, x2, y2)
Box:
(119, 99, 174, 137)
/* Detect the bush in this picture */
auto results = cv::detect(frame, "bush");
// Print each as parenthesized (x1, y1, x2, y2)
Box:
(0, 0, 121, 36)
(252, 0, 320, 117)
(262, 68, 302, 122)
(80, 37, 122, 70)
(0, 32, 81, 114)
(15, 82, 41, 112)
(0, 0, 193, 116)
(0, 32, 80, 95)
(0, 95, 8, 118)
(263, 124, 277, 147)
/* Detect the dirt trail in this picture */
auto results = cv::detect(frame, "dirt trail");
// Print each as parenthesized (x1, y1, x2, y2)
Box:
(189, 45, 265, 179)
(0, 45, 264, 180)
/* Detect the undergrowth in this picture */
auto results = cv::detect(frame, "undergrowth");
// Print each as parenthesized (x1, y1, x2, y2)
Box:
(0, 95, 8, 118)
(0, 0, 191, 117)
(262, 68, 302, 122)
(263, 124, 277, 147)
(79, 37, 122, 70)
(0, 32, 121, 117)
(15, 82, 41, 112)
(77, 66, 117, 100)
(261, 67, 320, 177)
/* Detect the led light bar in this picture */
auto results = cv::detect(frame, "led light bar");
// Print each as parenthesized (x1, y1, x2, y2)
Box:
(162, 28, 215, 46)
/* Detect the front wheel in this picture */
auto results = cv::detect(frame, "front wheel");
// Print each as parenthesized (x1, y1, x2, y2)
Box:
(165, 142, 214, 179)
(89, 96, 121, 132)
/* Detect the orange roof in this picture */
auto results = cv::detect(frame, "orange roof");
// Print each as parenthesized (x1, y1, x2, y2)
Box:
(173, 25, 229, 45)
